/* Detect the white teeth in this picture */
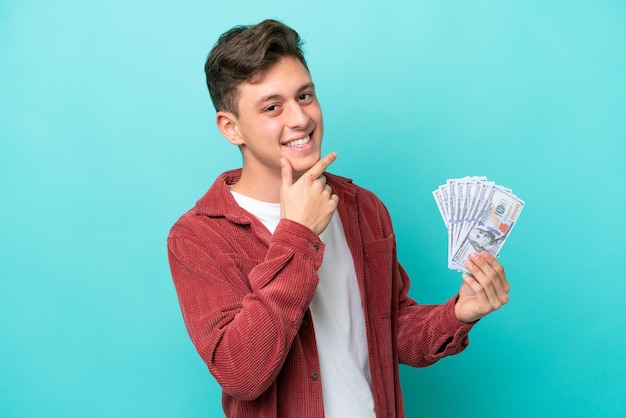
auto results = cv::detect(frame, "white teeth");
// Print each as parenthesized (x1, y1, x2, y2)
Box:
(285, 135, 310, 147)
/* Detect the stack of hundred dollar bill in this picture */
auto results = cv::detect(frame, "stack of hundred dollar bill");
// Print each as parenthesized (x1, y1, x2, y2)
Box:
(433, 177, 525, 272)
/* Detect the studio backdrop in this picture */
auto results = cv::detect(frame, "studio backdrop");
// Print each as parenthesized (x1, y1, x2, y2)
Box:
(1, 1, 625, 417)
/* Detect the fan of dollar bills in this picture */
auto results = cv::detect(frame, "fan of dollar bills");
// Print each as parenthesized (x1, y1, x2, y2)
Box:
(433, 177, 525, 272)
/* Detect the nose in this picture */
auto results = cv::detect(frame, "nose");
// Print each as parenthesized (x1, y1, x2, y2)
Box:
(285, 101, 310, 130)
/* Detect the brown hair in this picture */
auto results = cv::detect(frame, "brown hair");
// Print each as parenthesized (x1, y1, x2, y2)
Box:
(204, 19, 309, 115)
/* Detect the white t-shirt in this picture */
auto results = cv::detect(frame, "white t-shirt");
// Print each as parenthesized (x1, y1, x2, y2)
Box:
(231, 191, 375, 418)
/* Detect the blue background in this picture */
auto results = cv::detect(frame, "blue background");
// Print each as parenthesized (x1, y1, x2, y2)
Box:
(1, 1, 625, 417)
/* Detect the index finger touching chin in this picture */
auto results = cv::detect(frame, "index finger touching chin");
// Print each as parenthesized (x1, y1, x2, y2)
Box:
(308, 152, 337, 178)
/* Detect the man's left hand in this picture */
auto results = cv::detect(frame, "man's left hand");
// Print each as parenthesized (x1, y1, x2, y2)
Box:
(455, 252, 510, 323)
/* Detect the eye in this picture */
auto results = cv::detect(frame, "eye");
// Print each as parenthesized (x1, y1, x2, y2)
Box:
(297, 93, 313, 102)
(264, 104, 279, 113)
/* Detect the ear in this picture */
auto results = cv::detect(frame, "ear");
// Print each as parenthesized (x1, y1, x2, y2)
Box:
(216, 111, 245, 146)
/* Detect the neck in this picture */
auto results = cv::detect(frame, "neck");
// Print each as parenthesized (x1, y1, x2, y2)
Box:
(230, 165, 283, 203)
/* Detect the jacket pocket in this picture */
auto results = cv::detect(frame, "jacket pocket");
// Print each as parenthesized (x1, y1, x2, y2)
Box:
(363, 234, 395, 318)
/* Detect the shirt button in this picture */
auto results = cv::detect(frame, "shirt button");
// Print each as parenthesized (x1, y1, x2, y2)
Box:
(311, 373, 318, 381)
(312, 243, 319, 250)
(301, 319, 309, 328)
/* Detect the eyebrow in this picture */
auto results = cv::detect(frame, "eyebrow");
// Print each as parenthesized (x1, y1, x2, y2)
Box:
(257, 82, 316, 105)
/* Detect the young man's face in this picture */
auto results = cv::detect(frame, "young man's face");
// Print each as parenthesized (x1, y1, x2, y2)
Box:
(229, 56, 324, 180)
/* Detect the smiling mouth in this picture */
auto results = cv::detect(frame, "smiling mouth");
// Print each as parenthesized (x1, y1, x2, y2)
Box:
(285, 134, 311, 147)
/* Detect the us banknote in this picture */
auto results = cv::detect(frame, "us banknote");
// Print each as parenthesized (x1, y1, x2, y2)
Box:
(433, 177, 524, 272)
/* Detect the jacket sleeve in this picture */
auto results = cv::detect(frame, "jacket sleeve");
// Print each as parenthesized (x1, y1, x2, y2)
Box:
(395, 262, 476, 367)
(167, 218, 322, 400)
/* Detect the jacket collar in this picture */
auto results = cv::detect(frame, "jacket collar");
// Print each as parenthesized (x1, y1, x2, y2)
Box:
(194, 169, 356, 223)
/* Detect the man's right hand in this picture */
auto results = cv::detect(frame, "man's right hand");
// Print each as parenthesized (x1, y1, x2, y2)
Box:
(280, 153, 339, 235)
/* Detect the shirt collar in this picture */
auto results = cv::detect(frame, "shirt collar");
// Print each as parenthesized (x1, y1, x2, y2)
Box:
(194, 168, 356, 221)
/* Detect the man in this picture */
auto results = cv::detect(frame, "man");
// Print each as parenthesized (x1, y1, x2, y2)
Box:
(167, 19, 510, 418)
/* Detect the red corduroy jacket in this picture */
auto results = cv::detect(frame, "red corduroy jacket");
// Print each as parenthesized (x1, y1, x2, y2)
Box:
(167, 169, 475, 418)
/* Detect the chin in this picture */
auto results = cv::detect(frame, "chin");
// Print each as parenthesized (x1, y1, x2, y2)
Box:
(295, 153, 322, 172)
